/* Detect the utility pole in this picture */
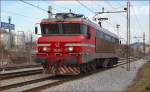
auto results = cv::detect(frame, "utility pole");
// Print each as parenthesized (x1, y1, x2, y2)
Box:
(0, 0, 1, 28)
(126, 1, 131, 71)
(116, 24, 120, 42)
(149, 0, 150, 56)
(149, 0, 150, 61)
(143, 32, 146, 61)
(137, 39, 140, 58)
(94, 2, 131, 71)
(30, 33, 33, 63)
(116, 24, 120, 57)
(48, 6, 52, 19)
(0, 0, 1, 70)
(134, 32, 146, 61)
(8, 16, 13, 48)
(8, 16, 11, 33)
(134, 36, 142, 58)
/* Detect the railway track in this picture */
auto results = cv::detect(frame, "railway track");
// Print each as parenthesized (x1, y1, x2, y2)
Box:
(116, 57, 138, 66)
(0, 64, 41, 71)
(0, 57, 135, 80)
(0, 57, 142, 92)
(0, 67, 43, 80)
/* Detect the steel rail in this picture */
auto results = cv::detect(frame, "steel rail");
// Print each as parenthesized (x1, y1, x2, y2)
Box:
(0, 57, 134, 80)
(1, 57, 143, 92)
(22, 57, 142, 92)
(0, 64, 41, 71)
(0, 67, 43, 80)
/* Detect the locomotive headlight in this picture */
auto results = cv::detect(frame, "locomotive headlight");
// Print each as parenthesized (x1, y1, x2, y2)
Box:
(43, 47, 48, 52)
(68, 47, 74, 52)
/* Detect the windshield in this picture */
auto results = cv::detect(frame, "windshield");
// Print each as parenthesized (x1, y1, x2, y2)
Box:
(41, 23, 87, 36)
(41, 24, 59, 34)
(63, 23, 80, 34)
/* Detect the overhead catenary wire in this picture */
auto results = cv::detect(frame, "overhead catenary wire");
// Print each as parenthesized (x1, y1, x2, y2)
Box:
(91, 1, 121, 29)
(104, 1, 126, 19)
(112, 5, 127, 11)
(19, 0, 49, 13)
(42, 1, 63, 12)
(102, 1, 127, 31)
(102, 1, 144, 43)
(44, 1, 70, 12)
(1, 10, 42, 24)
(43, 0, 83, 15)
(2, 10, 41, 20)
(76, 0, 95, 13)
(47, 0, 116, 29)
(130, 5, 143, 33)
(19, 0, 118, 32)
(53, 4, 78, 13)
(20, 0, 117, 31)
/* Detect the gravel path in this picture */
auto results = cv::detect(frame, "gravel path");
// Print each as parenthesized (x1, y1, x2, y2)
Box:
(41, 59, 147, 92)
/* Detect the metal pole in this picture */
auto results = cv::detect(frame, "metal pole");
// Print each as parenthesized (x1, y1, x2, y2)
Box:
(0, 0, 1, 27)
(128, 1, 131, 71)
(143, 32, 145, 61)
(126, 1, 129, 71)
(116, 24, 120, 42)
(138, 39, 140, 58)
(0, 0, 1, 67)
(30, 33, 32, 63)
(126, 1, 130, 71)
(8, 16, 11, 32)
(48, 6, 52, 19)
(149, 0, 150, 61)
(8, 16, 12, 48)
(116, 24, 120, 57)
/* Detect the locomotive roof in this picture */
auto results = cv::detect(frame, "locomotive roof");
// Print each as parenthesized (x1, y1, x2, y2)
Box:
(41, 18, 118, 39)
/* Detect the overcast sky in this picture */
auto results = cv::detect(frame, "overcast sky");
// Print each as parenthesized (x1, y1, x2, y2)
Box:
(1, 0, 149, 44)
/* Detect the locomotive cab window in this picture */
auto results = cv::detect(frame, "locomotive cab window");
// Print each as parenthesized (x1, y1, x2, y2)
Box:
(62, 23, 87, 35)
(62, 23, 80, 34)
(62, 24, 80, 34)
(80, 24, 87, 35)
(41, 24, 59, 35)
(40, 23, 87, 35)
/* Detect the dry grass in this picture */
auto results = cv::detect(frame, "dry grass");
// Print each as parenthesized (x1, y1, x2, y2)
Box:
(127, 61, 150, 92)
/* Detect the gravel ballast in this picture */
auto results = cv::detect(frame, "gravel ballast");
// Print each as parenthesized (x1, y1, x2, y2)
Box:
(41, 59, 147, 92)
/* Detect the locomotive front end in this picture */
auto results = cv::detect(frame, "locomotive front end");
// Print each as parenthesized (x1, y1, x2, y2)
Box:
(36, 36, 85, 75)
(34, 14, 91, 75)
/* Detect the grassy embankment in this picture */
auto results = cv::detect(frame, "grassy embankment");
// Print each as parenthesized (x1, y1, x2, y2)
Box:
(128, 61, 150, 92)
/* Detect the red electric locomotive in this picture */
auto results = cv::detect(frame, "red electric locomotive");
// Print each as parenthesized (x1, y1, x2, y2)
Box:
(34, 13, 119, 75)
